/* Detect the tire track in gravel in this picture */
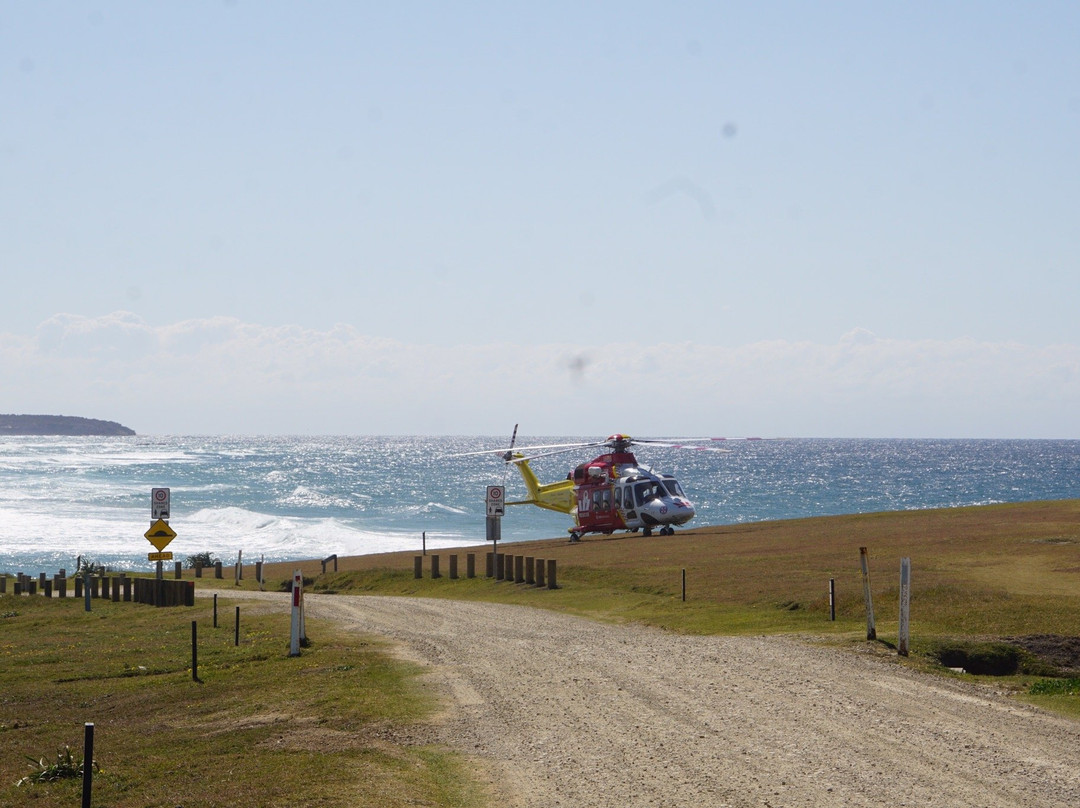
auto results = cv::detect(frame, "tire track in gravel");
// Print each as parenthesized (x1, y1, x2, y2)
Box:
(228, 591, 1080, 807)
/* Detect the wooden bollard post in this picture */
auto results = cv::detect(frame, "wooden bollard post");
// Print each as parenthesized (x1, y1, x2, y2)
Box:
(431, 554, 441, 579)
(112, 577, 121, 602)
(525, 557, 535, 585)
(467, 553, 476, 579)
(174, 562, 182, 580)
(39, 572, 47, 589)
(546, 559, 557, 589)
(195, 563, 203, 578)
(414, 556, 423, 579)
(449, 554, 458, 579)
(43, 579, 53, 598)
(123, 577, 132, 602)
(495, 553, 505, 581)
(59, 576, 67, 598)
(485, 552, 493, 578)
(214, 561, 223, 579)
(514, 555, 524, 583)
(0, 575, 5, 594)
(535, 558, 545, 588)
(74, 576, 83, 598)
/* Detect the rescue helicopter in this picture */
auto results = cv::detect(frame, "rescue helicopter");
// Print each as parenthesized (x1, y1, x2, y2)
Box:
(459, 430, 730, 542)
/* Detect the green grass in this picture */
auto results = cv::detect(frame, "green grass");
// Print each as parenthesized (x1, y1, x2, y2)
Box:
(0, 594, 485, 808)
(7, 499, 1080, 805)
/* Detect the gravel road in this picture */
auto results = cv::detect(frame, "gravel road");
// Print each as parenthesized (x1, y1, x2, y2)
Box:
(233, 592, 1080, 807)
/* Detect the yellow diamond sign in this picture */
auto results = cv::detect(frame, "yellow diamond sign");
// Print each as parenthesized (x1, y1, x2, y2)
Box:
(144, 519, 177, 552)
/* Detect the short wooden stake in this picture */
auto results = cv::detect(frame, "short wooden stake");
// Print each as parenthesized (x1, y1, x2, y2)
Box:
(467, 553, 476, 578)
(535, 558, 545, 588)
(192, 621, 199, 681)
(431, 554, 441, 579)
(525, 556, 535, 585)
(859, 547, 876, 640)
(414, 556, 423, 579)
(546, 559, 557, 590)
(514, 555, 524, 583)
(449, 554, 458, 579)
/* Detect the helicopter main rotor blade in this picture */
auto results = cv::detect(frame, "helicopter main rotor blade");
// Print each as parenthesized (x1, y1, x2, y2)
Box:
(447, 440, 600, 458)
(630, 439, 733, 452)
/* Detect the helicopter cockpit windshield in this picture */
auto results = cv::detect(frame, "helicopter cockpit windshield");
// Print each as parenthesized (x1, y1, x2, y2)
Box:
(660, 476, 685, 498)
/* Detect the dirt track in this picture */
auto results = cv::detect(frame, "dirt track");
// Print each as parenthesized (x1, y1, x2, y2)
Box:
(233, 592, 1080, 807)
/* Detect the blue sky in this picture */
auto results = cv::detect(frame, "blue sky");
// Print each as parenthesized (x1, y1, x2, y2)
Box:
(2, 2, 1078, 436)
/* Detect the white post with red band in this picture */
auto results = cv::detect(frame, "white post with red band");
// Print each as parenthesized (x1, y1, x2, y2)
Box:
(290, 569, 304, 657)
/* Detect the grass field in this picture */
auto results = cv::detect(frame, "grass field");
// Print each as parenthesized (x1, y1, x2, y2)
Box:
(4, 500, 1080, 805)
(0, 595, 485, 807)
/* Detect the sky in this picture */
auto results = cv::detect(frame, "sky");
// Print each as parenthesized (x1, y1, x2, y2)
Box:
(2, 2, 1078, 437)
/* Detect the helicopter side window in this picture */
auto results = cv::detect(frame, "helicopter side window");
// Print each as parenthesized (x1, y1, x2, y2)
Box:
(591, 489, 611, 511)
(614, 487, 622, 509)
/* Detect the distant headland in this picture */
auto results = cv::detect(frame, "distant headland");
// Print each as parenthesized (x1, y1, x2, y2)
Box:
(0, 414, 136, 436)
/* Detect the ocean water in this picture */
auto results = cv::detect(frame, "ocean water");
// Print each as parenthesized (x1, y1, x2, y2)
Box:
(2, 435, 1079, 574)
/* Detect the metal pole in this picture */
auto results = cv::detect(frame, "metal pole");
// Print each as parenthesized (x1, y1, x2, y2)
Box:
(899, 558, 911, 657)
(829, 578, 836, 621)
(81, 722, 94, 808)
(83, 569, 91, 613)
(422, 531, 426, 556)
(681, 569, 686, 602)
(235, 606, 240, 647)
(213, 593, 218, 627)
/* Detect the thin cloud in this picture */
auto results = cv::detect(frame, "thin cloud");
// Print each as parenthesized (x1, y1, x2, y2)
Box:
(3, 315, 1078, 437)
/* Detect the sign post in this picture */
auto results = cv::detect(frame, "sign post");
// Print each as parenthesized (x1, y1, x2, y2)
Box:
(485, 485, 504, 571)
(146, 488, 175, 604)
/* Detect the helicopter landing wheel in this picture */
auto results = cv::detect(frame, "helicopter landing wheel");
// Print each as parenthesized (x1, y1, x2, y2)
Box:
(661, 526, 674, 536)
(643, 527, 653, 537)
(569, 532, 582, 543)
